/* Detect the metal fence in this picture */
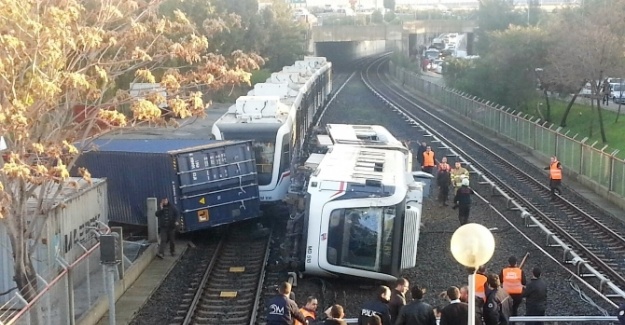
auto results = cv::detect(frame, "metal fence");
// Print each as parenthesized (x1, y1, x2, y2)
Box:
(0, 243, 114, 325)
(344, 316, 621, 324)
(390, 63, 625, 200)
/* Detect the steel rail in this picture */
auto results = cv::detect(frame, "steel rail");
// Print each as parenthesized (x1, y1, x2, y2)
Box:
(360, 56, 625, 303)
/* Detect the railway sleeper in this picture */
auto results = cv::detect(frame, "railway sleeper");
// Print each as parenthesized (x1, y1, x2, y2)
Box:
(196, 304, 252, 312)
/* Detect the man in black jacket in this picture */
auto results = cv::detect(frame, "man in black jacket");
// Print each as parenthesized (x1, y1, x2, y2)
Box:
(453, 178, 474, 225)
(394, 285, 437, 325)
(358, 286, 392, 325)
(155, 197, 179, 258)
(483, 274, 513, 325)
(388, 277, 409, 322)
(523, 267, 548, 325)
(460, 285, 484, 325)
(437, 168, 452, 207)
(267, 282, 308, 325)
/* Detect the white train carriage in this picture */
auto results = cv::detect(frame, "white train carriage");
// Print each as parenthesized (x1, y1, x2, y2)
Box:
(290, 124, 429, 281)
(212, 57, 332, 203)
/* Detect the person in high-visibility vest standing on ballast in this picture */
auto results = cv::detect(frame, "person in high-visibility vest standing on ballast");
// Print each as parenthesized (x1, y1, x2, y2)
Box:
(500, 256, 527, 317)
(543, 156, 562, 199)
(422, 146, 436, 175)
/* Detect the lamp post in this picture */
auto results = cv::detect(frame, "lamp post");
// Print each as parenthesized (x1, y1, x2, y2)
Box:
(450, 223, 496, 325)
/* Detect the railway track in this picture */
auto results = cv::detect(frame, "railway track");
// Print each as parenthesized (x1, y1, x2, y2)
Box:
(174, 224, 272, 325)
(361, 55, 625, 305)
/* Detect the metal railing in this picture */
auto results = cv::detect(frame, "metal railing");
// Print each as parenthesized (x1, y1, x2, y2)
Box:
(0, 225, 115, 325)
(343, 316, 620, 324)
(389, 63, 625, 202)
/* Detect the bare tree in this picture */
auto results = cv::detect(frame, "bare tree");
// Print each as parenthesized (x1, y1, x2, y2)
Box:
(543, 2, 625, 139)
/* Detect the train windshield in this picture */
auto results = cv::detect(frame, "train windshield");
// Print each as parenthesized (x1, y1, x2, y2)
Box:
(327, 206, 396, 273)
(218, 123, 281, 185)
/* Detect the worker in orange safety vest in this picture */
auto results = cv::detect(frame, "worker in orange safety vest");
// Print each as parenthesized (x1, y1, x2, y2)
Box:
(499, 256, 526, 317)
(543, 156, 562, 199)
(475, 265, 488, 302)
(422, 146, 436, 175)
(294, 296, 317, 325)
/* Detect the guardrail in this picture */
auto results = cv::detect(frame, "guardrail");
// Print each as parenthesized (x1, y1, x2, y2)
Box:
(343, 316, 620, 323)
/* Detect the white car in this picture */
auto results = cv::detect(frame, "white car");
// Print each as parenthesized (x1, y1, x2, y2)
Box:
(612, 83, 625, 104)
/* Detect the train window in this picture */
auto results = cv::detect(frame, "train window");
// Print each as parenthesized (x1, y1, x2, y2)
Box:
(279, 134, 290, 173)
(253, 141, 275, 185)
(327, 207, 394, 272)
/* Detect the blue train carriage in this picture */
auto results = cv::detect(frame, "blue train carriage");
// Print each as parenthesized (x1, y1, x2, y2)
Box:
(211, 56, 332, 204)
(288, 124, 432, 281)
(74, 139, 260, 232)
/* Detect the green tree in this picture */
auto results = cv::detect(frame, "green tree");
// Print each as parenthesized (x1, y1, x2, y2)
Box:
(475, 0, 523, 54)
(451, 26, 549, 110)
(259, 1, 308, 71)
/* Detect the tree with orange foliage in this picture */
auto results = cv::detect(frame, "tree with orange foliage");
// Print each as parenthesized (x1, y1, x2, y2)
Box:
(0, 0, 263, 307)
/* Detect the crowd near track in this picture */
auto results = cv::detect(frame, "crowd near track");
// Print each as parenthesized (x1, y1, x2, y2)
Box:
(175, 225, 272, 325)
(361, 55, 625, 307)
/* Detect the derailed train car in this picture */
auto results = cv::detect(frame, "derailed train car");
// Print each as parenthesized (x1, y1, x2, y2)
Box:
(212, 56, 332, 204)
(286, 124, 432, 281)
(75, 139, 260, 232)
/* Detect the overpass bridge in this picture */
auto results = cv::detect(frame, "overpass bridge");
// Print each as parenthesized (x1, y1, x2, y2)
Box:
(310, 20, 478, 65)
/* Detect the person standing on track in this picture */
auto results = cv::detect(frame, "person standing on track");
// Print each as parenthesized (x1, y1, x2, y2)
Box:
(500, 256, 527, 317)
(617, 302, 625, 325)
(422, 145, 436, 175)
(451, 161, 469, 192)
(267, 282, 309, 325)
(416, 141, 427, 169)
(155, 197, 179, 258)
(453, 178, 474, 225)
(437, 167, 452, 206)
(438, 157, 451, 172)
(543, 156, 562, 199)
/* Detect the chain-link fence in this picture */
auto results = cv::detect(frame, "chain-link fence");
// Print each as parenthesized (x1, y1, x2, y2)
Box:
(389, 63, 625, 200)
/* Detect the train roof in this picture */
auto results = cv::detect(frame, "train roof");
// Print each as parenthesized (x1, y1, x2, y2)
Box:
(215, 58, 331, 126)
(326, 124, 407, 150)
(311, 144, 407, 187)
(216, 96, 291, 124)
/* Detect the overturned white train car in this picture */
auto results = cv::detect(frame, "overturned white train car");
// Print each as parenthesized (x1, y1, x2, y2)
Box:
(288, 124, 431, 281)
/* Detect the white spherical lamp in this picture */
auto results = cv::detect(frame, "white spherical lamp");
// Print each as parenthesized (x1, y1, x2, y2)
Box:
(450, 223, 495, 268)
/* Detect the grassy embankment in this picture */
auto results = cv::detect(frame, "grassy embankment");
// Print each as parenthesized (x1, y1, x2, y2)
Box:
(536, 98, 625, 159)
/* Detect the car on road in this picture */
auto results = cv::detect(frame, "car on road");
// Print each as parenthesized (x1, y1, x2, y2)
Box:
(612, 83, 625, 104)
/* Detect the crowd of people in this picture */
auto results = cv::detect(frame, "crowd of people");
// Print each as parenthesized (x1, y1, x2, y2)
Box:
(266, 256, 553, 325)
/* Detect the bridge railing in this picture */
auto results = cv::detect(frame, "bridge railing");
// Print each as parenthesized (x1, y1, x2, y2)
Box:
(389, 62, 625, 208)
